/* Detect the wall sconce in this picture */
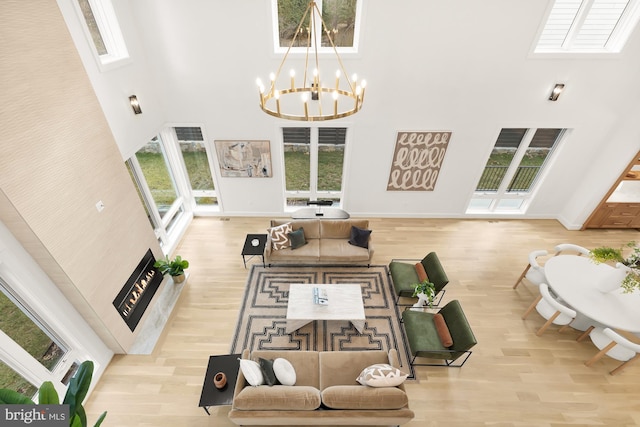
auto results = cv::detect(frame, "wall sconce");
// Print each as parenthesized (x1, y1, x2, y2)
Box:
(548, 84, 565, 101)
(129, 95, 142, 114)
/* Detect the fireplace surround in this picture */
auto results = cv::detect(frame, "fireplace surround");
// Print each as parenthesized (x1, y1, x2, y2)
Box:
(112, 249, 163, 332)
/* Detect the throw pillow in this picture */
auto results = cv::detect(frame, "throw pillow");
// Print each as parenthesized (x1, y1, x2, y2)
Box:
(288, 228, 307, 250)
(348, 226, 372, 249)
(268, 223, 292, 250)
(273, 358, 296, 386)
(433, 313, 454, 347)
(258, 357, 279, 386)
(239, 358, 264, 387)
(356, 363, 408, 388)
(414, 262, 429, 283)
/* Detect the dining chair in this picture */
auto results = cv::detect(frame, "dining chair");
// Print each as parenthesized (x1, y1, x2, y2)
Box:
(585, 327, 640, 375)
(553, 243, 591, 257)
(522, 283, 576, 336)
(513, 250, 548, 289)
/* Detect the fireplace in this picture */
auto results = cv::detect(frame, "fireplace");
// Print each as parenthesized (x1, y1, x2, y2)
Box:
(113, 249, 163, 332)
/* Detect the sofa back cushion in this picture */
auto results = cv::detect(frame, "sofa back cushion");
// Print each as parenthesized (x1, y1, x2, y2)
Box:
(251, 350, 320, 389)
(320, 220, 369, 239)
(233, 385, 322, 410)
(318, 350, 388, 390)
(271, 220, 320, 239)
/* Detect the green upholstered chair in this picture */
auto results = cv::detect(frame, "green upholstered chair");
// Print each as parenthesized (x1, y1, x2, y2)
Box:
(401, 299, 477, 367)
(389, 252, 449, 305)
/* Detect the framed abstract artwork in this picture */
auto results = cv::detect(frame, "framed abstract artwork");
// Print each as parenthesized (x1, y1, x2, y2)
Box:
(214, 140, 272, 178)
(386, 131, 452, 191)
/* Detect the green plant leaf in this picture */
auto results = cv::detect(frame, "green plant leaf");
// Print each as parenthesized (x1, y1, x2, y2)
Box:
(74, 404, 88, 427)
(0, 388, 35, 404)
(38, 381, 60, 404)
(93, 411, 107, 427)
(64, 361, 94, 421)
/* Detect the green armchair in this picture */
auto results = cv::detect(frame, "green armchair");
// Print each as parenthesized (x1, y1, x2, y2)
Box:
(389, 252, 449, 305)
(401, 299, 477, 367)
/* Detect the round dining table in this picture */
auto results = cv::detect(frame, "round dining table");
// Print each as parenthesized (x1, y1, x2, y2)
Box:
(544, 255, 640, 333)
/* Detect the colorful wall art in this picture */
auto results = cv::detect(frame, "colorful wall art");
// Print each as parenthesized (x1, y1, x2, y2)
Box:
(386, 131, 452, 191)
(214, 140, 272, 178)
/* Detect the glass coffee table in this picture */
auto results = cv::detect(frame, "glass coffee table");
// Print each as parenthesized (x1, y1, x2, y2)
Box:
(198, 353, 241, 415)
(286, 284, 366, 333)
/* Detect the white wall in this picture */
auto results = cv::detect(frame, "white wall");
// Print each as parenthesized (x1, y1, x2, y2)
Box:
(59, 0, 640, 228)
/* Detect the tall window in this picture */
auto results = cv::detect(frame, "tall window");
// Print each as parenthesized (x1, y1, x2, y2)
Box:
(75, 0, 129, 66)
(175, 127, 219, 209)
(0, 278, 78, 398)
(535, 0, 640, 53)
(468, 128, 565, 213)
(283, 127, 346, 207)
(273, 0, 361, 52)
(127, 134, 189, 250)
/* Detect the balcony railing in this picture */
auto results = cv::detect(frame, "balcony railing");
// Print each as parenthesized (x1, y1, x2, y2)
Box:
(476, 165, 541, 192)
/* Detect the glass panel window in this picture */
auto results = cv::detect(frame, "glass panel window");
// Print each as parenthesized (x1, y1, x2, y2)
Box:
(535, 0, 640, 53)
(175, 127, 218, 207)
(77, 0, 107, 55)
(75, 0, 129, 65)
(317, 127, 345, 192)
(468, 128, 565, 214)
(0, 282, 68, 376)
(135, 137, 178, 219)
(0, 360, 37, 398)
(283, 127, 311, 193)
(274, 0, 361, 51)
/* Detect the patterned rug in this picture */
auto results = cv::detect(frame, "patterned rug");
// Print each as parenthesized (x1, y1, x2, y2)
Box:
(229, 265, 416, 380)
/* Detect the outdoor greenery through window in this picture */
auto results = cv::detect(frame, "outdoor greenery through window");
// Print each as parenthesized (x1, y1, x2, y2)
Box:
(175, 127, 217, 207)
(135, 137, 179, 218)
(283, 127, 345, 206)
(276, 0, 359, 49)
(0, 280, 67, 396)
(469, 128, 564, 212)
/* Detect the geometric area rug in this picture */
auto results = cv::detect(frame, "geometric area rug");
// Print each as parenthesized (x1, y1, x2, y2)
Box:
(229, 265, 416, 380)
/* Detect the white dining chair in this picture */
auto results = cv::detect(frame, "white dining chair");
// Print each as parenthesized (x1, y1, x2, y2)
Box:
(513, 250, 548, 289)
(522, 283, 576, 336)
(553, 243, 591, 257)
(585, 327, 640, 375)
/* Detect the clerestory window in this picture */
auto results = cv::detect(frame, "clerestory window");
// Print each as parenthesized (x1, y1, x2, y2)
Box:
(273, 0, 362, 53)
(535, 0, 640, 53)
(75, 0, 129, 68)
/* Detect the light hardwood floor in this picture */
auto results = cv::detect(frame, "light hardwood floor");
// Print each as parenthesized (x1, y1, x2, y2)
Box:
(85, 217, 640, 427)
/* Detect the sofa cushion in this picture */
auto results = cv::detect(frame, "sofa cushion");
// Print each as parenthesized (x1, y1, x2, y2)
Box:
(268, 223, 292, 250)
(356, 364, 408, 387)
(348, 226, 372, 249)
(273, 358, 296, 386)
(234, 385, 321, 410)
(320, 220, 365, 239)
(239, 359, 264, 387)
(251, 351, 320, 388)
(318, 239, 370, 262)
(321, 385, 408, 410)
(318, 350, 390, 390)
(268, 240, 320, 262)
(258, 358, 279, 386)
(272, 220, 320, 239)
(288, 228, 307, 249)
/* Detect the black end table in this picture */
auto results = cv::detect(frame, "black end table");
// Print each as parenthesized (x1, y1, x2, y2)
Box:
(241, 233, 267, 268)
(198, 353, 241, 415)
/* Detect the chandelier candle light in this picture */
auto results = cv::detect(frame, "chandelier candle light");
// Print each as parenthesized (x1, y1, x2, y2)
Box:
(256, 1, 366, 121)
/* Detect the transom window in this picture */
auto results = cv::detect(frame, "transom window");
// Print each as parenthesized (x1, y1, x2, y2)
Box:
(535, 0, 640, 53)
(273, 0, 362, 53)
(75, 0, 129, 67)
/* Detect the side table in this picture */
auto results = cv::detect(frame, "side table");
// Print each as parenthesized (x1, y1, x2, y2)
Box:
(198, 353, 241, 415)
(241, 233, 267, 268)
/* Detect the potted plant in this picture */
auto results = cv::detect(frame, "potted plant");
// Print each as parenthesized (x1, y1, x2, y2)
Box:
(0, 360, 106, 427)
(590, 242, 640, 293)
(411, 280, 436, 310)
(154, 255, 189, 283)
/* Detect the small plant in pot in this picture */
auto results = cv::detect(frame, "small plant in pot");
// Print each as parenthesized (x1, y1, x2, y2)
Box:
(590, 242, 640, 293)
(411, 280, 436, 310)
(154, 255, 189, 283)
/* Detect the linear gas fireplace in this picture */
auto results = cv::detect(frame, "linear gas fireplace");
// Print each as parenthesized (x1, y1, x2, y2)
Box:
(113, 249, 163, 332)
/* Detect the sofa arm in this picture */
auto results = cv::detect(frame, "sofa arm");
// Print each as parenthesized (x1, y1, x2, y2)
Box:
(264, 235, 273, 259)
(232, 349, 251, 406)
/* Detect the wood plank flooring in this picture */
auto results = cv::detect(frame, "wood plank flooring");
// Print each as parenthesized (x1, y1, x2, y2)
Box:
(84, 217, 640, 426)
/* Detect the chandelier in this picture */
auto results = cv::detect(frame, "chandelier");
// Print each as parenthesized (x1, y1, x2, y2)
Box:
(256, 1, 366, 121)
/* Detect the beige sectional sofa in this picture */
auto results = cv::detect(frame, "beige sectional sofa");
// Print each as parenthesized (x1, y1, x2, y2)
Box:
(264, 219, 374, 265)
(228, 349, 414, 426)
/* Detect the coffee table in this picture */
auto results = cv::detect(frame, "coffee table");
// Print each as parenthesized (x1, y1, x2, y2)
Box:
(198, 353, 241, 415)
(286, 284, 366, 333)
(241, 233, 267, 268)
